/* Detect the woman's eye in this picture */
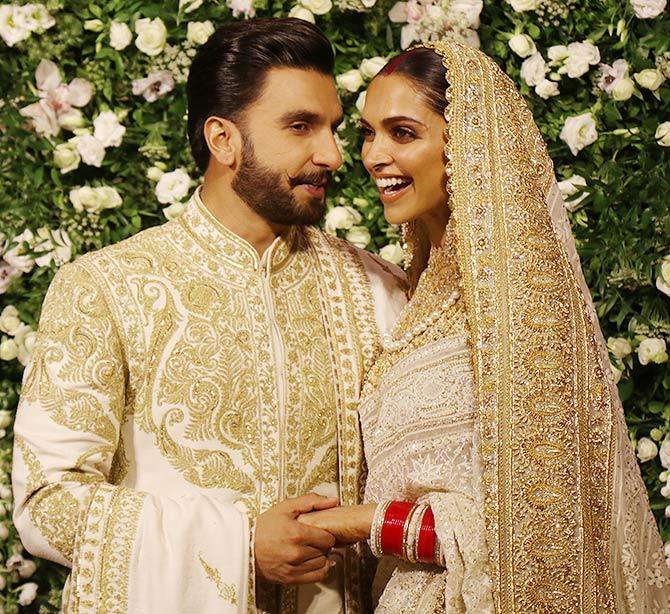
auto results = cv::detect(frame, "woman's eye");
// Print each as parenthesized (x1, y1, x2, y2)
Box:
(359, 126, 374, 139)
(393, 127, 415, 140)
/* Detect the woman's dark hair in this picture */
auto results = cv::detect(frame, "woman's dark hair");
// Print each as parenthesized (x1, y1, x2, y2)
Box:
(187, 18, 335, 173)
(379, 47, 448, 118)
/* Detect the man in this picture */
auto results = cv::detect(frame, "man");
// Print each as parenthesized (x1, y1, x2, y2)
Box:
(11, 18, 406, 614)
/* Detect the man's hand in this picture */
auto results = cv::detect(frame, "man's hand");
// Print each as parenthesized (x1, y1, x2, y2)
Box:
(297, 503, 377, 546)
(254, 493, 339, 585)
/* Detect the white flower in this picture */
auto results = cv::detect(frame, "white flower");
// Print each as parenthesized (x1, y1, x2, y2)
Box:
(634, 68, 665, 90)
(324, 206, 363, 235)
(355, 90, 367, 113)
(288, 5, 315, 22)
(109, 20, 132, 51)
(4, 230, 35, 274)
(18, 559, 37, 579)
(0, 306, 21, 336)
(146, 165, 165, 181)
(75, 134, 106, 167)
(93, 111, 125, 148)
(560, 112, 598, 156)
(228, 0, 255, 17)
(607, 337, 633, 359)
(58, 108, 85, 131)
(69, 186, 122, 213)
(33, 228, 72, 267)
(155, 169, 191, 204)
(360, 56, 387, 80)
(132, 71, 175, 102)
(558, 174, 588, 211)
(0, 523, 8, 540)
(179, 0, 204, 12)
(0, 338, 18, 361)
(657, 256, 670, 296)
(612, 77, 635, 101)
(630, 0, 667, 19)
(520, 52, 546, 87)
(134, 17, 167, 57)
(53, 141, 80, 174)
(17, 582, 38, 607)
(660, 440, 670, 469)
(535, 79, 559, 99)
(186, 20, 214, 46)
(638, 338, 668, 365)
(508, 34, 536, 58)
(656, 122, 670, 146)
(300, 0, 333, 14)
(610, 364, 623, 384)
(336, 69, 364, 93)
(637, 437, 659, 462)
(0, 6, 30, 46)
(564, 41, 601, 79)
(379, 243, 405, 265)
(0, 410, 11, 429)
(84, 18, 104, 32)
(598, 59, 630, 95)
(163, 202, 187, 221)
(508, 0, 540, 10)
(0, 262, 21, 295)
(547, 45, 569, 62)
(345, 225, 371, 249)
(18, 100, 58, 137)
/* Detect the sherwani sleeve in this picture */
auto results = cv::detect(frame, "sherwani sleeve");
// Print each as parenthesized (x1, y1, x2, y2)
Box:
(12, 262, 252, 614)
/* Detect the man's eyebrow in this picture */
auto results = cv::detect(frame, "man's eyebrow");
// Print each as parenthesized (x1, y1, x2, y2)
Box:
(279, 110, 344, 131)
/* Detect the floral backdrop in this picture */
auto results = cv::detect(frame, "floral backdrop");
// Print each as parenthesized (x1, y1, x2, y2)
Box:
(0, 0, 669, 610)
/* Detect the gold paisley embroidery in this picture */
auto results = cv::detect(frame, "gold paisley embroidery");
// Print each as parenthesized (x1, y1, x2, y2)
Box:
(198, 553, 238, 604)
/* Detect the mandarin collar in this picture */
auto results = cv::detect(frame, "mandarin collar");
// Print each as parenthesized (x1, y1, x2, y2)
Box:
(179, 187, 303, 273)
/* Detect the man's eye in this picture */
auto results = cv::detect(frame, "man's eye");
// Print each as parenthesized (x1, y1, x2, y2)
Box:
(289, 122, 310, 133)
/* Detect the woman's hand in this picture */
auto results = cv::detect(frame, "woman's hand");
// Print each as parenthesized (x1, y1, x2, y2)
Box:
(297, 503, 377, 546)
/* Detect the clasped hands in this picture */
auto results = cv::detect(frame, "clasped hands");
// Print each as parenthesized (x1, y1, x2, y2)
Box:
(254, 493, 376, 585)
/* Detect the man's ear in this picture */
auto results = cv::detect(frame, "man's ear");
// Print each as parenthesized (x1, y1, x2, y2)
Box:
(203, 116, 242, 168)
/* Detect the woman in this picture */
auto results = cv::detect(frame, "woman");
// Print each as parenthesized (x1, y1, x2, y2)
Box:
(299, 41, 670, 612)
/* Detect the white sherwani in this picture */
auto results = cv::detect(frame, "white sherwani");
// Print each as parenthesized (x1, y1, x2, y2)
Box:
(12, 191, 406, 614)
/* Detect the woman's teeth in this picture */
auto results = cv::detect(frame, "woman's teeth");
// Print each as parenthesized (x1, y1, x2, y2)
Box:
(375, 177, 412, 193)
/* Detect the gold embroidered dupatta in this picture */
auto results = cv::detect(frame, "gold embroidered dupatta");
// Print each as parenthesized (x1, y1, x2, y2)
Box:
(417, 41, 670, 613)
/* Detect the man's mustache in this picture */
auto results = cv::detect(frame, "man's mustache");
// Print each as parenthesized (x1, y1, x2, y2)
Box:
(288, 171, 332, 188)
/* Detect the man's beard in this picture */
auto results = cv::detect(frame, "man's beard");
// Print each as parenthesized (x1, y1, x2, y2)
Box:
(232, 135, 330, 226)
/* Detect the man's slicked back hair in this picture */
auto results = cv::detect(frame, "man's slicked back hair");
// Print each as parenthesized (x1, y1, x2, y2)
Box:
(187, 18, 335, 173)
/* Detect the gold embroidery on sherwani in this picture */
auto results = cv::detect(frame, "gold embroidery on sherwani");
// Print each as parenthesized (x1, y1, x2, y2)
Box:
(199, 552, 238, 604)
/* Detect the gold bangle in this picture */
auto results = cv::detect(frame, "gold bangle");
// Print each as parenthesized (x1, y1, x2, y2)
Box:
(368, 500, 391, 558)
(405, 503, 427, 563)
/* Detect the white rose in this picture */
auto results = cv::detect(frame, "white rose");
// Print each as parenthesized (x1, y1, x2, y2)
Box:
(560, 112, 598, 156)
(69, 186, 122, 213)
(93, 111, 125, 148)
(179, 0, 204, 12)
(345, 225, 371, 249)
(520, 52, 546, 87)
(0, 523, 8, 540)
(660, 275, 670, 297)
(336, 69, 364, 93)
(155, 169, 191, 204)
(535, 79, 559, 99)
(630, 0, 667, 19)
(146, 165, 165, 181)
(509, 0, 539, 10)
(607, 337, 633, 359)
(634, 68, 665, 90)
(17, 582, 38, 607)
(662, 483, 670, 498)
(637, 437, 659, 462)
(75, 134, 106, 167)
(18, 559, 37, 579)
(660, 440, 670, 469)
(355, 90, 367, 113)
(0, 338, 19, 361)
(547, 45, 569, 62)
(17, 329, 37, 366)
(360, 56, 387, 79)
(58, 108, 85, 131)
(288, 5, 315, 22)
(379, 243, 405, 265)
(84, 19, 104, 32)
(109, 20, 132, 50)
(324, 206, 363, 235)
(0, 306, 21, 336)
(53, 142, 80, 174)
(655, 121, 670, 146)
(134, 17, 167, 57)
(508, 34, 536, 58)
(96, 186, 123, 210)
(638, 337, 668, 365)
(162, 202, 187, 221)
(0, 411, 12, 429)
(565, 41, 600, 79)
(610, 364, 622, 384)
(557, 174, 588, 211)
(612, 77, 635, 101)
(300, 0, 333, 14)
(660, 256, 670, 285)
(186, 20, 214, 46)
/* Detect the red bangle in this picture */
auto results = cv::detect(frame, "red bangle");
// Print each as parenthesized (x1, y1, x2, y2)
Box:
(416, 506, 437, 564)
(380, 501, 415, 558)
